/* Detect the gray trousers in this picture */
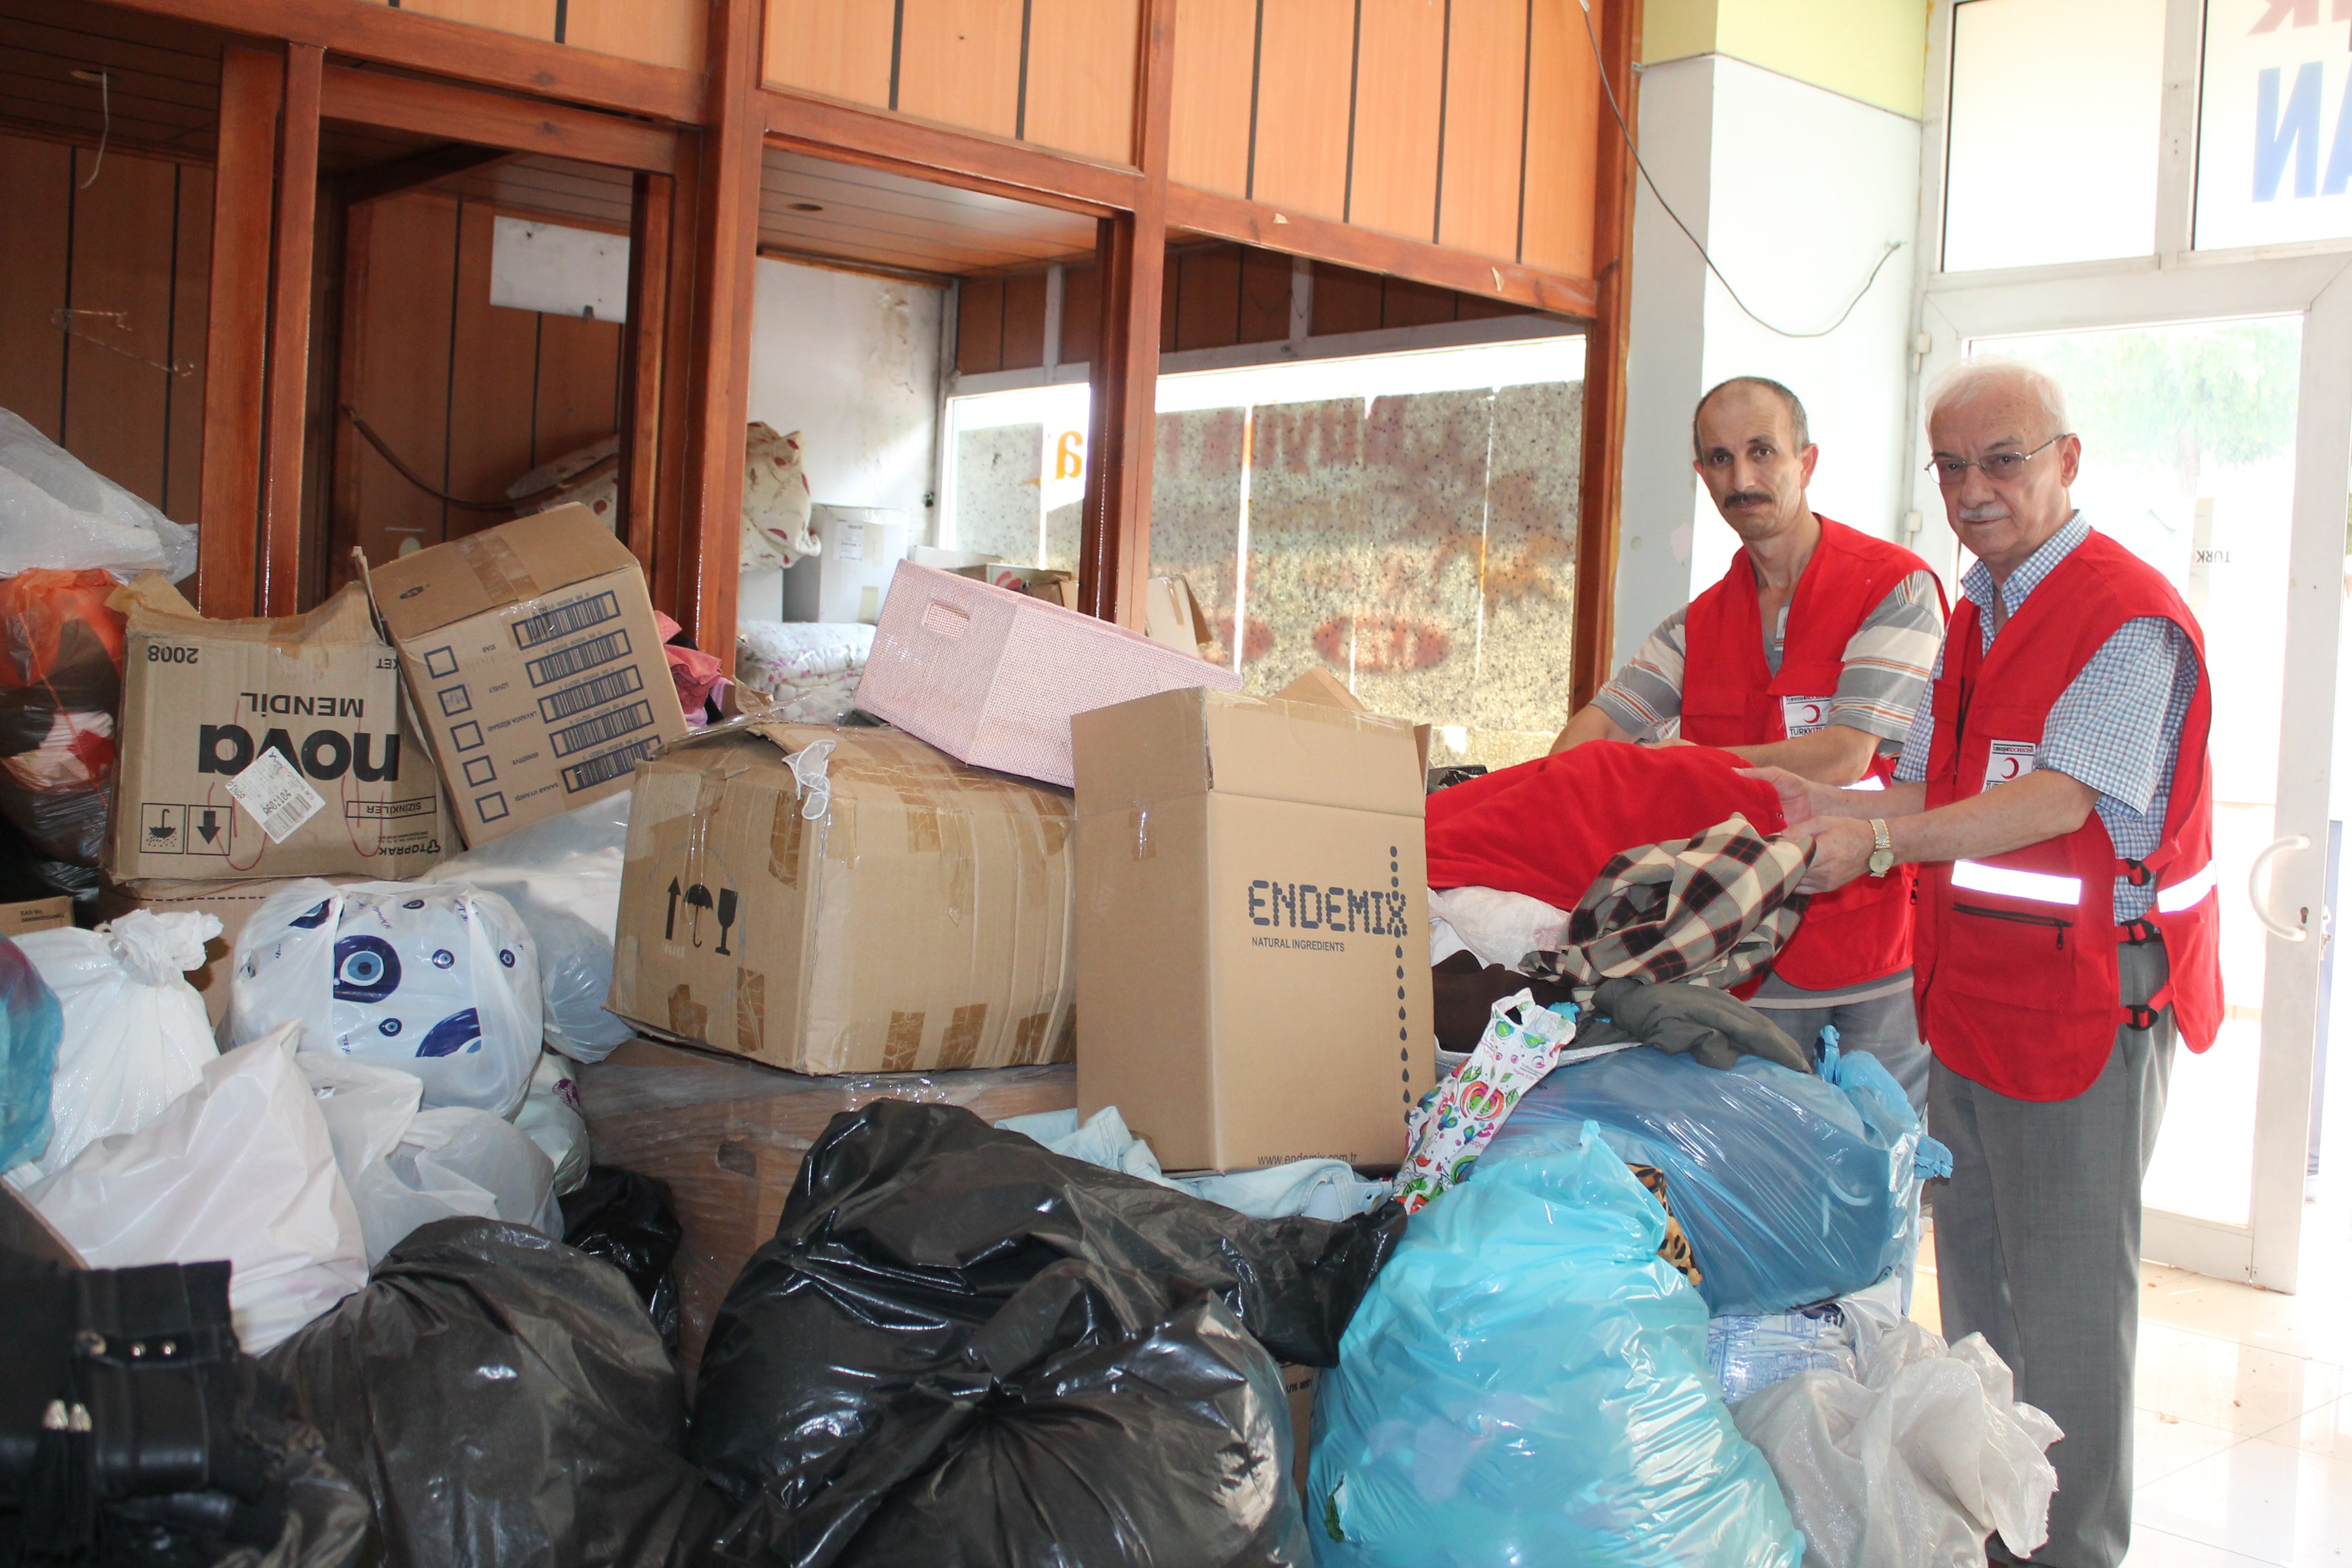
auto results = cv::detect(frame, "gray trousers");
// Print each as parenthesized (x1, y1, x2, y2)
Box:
(1931, 939, 2175, 1568)
(1752, 981, 1931, 1115)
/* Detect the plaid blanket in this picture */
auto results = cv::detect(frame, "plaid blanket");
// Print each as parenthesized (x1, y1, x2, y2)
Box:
(1531, 814, 1810, 991)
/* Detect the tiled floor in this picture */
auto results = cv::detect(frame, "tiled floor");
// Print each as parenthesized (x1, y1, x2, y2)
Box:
(1912, 1202, 2352, 1565)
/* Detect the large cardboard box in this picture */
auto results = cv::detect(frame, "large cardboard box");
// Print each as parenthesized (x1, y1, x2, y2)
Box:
(1072, 687, 1434, 1172)
(606, 721, 1079, 1074)
(854, 562, 1240, 787)
(0, 897, 71, 938)
(107, 578, 450, 881)
(362, 505, 686, 847)
(576, 1036, 1075, 1371)
(779, 505, 909, 624)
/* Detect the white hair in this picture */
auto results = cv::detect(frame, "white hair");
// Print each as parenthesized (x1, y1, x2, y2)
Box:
(1924, 357, 2071, 443)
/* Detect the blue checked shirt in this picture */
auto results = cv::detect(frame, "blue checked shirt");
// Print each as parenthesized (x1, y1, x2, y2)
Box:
(1893, 514, 2199, 921)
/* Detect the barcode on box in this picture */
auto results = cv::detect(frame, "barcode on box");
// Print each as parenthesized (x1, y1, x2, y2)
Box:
(513, 590, 620, 649)
(526, 629, 630, 687)
(562, 736, 660, 793)
(551, 700, 654, 758)
(538, 665, 643, 723)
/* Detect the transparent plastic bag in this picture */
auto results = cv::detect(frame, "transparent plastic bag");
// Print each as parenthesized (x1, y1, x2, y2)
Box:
(8, 909, 220, 1182)
(1486, 1037, 1941, 1316)
(429, 794, 631, 1063)
(0, 407, 197, 580)
(1309, 1123, 1803, 1567)
(512, 1050, 589, 1195)
(1709, 1304, 1860, 1407)
(226, 880, 542, 1117)
(0, 933, 63, 1171)
(0, 567, 124, 864)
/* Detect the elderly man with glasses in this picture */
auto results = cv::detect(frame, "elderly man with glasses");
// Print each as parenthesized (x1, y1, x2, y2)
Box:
(1754, 358, 2222, 1568)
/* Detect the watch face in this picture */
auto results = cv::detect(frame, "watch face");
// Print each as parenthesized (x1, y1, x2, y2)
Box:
(1869, 849, 1895, 875)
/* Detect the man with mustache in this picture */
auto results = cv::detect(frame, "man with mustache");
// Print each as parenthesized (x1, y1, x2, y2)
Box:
(1551, 376, 1946, 1109)
(1754, 358, 2219, 1568)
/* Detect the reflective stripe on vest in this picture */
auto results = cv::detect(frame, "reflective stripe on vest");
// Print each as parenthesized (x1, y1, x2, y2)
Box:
(2157, 861, 2217, 914)
(1951, 860, 2082, 905)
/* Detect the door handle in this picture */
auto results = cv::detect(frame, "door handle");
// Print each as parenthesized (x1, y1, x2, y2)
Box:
(2248, 834, 2311, 943)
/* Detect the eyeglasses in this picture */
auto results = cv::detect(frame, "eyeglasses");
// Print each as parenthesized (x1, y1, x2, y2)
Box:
(1926, 433, 2068, 486)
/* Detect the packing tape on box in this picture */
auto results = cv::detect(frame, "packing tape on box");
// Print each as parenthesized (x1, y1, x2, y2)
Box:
(784, 739, 834, 819)
(456, 529, 542, 604)
(1131, 806, 1155, 861)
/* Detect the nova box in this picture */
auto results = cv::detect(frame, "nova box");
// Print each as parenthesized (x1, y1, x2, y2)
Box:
(362, 505, 685, 846)
(1072, 687, 1433, 1172)
(107, 577, 448, 881)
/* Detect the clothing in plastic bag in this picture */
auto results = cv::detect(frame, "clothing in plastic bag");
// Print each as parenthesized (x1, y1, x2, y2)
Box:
(0, 934, 61, 1172)
(689, 1100, 1404, 1562)
(227, 880, 542, 1117)
(299, 1050, 557, 1266)
(1710, 1303, 1859, 1407)
(1000, 1103, 1389, 1220)
(0, 407, 197, 580)
(0, 567, 124, 864)
(1734, 1314, 2061, 1568)
(513, 1050, 590, 1193)
(263, 1217, 726, 1568)
(1486, 1037, 1941, 1316)
(560, 1164, 684, 1351)
(428, 793, 633, 1063)
(1308, 1125, 1803, 1567)
(9, 910, 220, 1183)
(22, 1024, 370, 1353)
(1580, 975, 1812, 1074)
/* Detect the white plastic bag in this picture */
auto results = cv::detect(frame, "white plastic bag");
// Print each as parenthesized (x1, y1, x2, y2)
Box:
(0, 406, 197, 580)
(429, 793, 631, 1063)
(1733, 1315, 2062, 1568)
(226, 880, 542, 1117)
(22, 1022, 369, 1353)
(7, 910, 220, 1183)
(300, 1050, 558, 1264)
(511, 1051, 589, 1196)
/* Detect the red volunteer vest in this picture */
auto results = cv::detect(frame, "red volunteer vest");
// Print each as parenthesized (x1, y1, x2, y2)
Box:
(1681, 516, 1941, 990)
(1911, 527, 2222, 1102)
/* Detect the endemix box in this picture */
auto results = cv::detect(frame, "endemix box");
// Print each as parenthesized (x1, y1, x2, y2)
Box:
(362, 505, 685, 846)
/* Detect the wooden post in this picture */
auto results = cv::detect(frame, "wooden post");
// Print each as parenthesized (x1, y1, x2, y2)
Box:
(1569, 0, 1641, 710)
(619, 170, 673, 579)
(673, 0, 764, 673)
(329, 196, 372, 594)
(260, 42, 323, 617)
(197, 45, 280, 617)
(1077, 0, 1175, 628)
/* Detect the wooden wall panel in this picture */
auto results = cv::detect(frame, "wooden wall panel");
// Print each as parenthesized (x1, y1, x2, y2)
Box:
(1166, 0, 1254, 194)
(762, 0, 894, 105)
(1249, 0, 1352, 218)
(166, 165, 214, 527)
(1235, 245, 1290, 342)
(397, 0, 557, 43)
(0, 136, 70, 440)
(1347, 0, 1445, 239)
(532, 312, 622, 466)
(895, 0, 1025, 139)
(1436, 0, 1528, 260)
(1059, 262, 1101, 364)
(1520, 0, 1599, 275)
(957, 276, 1005, 374)
(444, 200, 540, 520)
(1309, 260, 1380, 336)
(348, 194, 459, 561)
(1001, 270, 1048, 371)
(568, 0, 705, 73)
(1171, 246, 1238, 351)
(1022, 0, 1140, 164)
(63, 147, 178, 507)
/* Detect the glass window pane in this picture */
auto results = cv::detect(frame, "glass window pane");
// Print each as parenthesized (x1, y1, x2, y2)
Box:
(1970, 317, 2304, 1228)
(2196, 0, 2352, 250)
(1943, 0, 2165, 272)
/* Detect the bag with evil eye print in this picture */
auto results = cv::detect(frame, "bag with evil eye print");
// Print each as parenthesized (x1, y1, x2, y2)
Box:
(226, 879, 542, 1118)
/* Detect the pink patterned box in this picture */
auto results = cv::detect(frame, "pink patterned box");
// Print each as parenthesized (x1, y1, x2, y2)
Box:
(853, 562, 1242, 787)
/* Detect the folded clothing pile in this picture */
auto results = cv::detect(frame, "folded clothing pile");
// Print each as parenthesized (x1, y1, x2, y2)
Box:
(734, 619, 872, 723)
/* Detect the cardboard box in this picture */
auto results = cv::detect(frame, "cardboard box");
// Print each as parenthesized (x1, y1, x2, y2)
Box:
(576, 1036, 1075, 1372)
(1141, 576, 1216, 661)
(779, 505, 909, 624)
(953, 563, 1079, 610)
(107, 578, 451, 881)
(105, 875, 371, 1025)
(361, 505, 687, 846)
(0, 897, 72, 938)
(855, 562, 1242, 787)
(1072, 687, 1434, 1172)
(1275, 666, 1434, 772)
(606, 720, 1079, 1074)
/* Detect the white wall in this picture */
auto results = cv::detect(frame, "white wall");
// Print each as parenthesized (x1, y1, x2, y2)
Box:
(1611, 55, 1923, 670)
(739, 257, 946, 619)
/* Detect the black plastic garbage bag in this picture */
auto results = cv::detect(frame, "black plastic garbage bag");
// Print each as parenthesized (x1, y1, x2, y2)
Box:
(561, 1166, 684, 1352)
(688, 1101, 1402, 1567)
(262, 1218, 725, 1568)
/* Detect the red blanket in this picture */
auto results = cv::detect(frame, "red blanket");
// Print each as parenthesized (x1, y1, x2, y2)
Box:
(1426, 741, 1787, 908)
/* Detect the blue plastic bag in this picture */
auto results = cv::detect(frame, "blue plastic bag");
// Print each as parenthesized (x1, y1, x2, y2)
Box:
(1307, 1124, 1803, 1568)
(0, 934, 63, 1172)
(1487, 1036, 1940, 1315)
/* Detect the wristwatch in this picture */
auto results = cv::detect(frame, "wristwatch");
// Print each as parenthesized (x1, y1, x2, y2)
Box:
(1866, 819, 1895, 878)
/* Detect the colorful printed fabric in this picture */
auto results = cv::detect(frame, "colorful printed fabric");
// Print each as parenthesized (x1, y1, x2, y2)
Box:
(1531, 814, 1810, 993)
(1630, 1163, 1703, 1288)
(1393, 991, 1577, 1214)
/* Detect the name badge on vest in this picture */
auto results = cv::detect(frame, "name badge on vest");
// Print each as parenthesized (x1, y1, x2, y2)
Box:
(1983, 741, 2037, 790)
(1780, 695, 1832, 738)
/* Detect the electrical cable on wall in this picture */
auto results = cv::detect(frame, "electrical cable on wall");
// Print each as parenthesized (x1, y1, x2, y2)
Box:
(71, 69, 109, 189)
(1573, 0, 1903, 340)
